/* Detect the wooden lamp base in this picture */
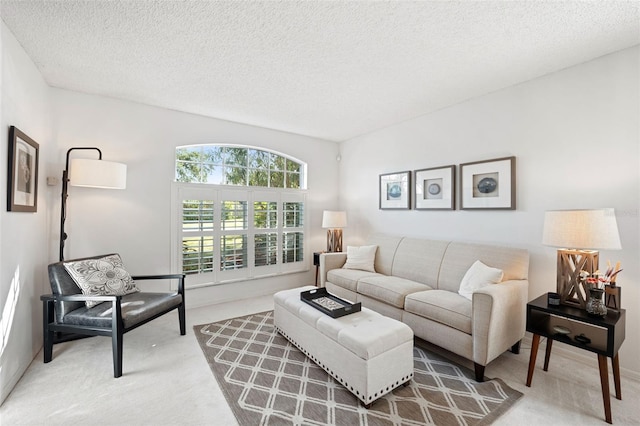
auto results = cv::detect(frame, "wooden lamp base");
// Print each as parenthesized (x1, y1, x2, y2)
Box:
(556, 248, 598, 308)
(326, 229, 343, 252)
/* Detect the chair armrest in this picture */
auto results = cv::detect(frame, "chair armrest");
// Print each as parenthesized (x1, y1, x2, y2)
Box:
(132, 274, 185, 295)
(41, 293, 120, 303)
(319, 253, 347, 287)
(471, 279, 528, 366)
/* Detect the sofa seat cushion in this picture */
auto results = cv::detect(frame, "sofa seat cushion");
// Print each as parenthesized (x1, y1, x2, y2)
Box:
(357, 275, 430, 309)
(327, 268, 379, 292)
(405, 290, 472, 335)
(62, 292, 182, 329)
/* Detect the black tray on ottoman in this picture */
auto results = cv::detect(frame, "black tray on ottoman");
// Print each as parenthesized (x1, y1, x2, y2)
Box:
(300, 288, 361, 318)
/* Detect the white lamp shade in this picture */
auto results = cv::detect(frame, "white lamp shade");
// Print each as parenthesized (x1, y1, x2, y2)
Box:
(542, 208, 621, 250)
(69, 158, 127, 189)
(322, 210, 347, 228)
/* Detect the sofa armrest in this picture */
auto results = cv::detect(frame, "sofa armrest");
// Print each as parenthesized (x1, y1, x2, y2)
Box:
(471, 279, 528, 366)
(319, 252, 347, 287)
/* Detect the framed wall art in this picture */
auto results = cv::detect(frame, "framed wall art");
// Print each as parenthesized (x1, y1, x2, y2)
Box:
(379, 171, 411, 210)
(414, 165, 455, 210)
(460, 156, 515, 210)
(7, 126, 39, 212)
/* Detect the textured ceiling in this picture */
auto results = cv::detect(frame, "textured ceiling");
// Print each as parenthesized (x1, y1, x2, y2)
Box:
(1, 1, 639, 142)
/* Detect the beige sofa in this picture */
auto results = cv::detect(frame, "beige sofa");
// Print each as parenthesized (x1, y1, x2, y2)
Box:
(319, 233, 530, 381)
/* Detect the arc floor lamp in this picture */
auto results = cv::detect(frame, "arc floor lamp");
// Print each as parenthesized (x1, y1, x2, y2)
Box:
(59, 147, 127, 261)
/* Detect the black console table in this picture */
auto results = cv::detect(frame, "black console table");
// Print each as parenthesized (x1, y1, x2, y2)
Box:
(525, 294, 625, 424)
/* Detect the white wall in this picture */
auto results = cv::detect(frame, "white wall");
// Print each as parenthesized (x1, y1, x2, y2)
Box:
(339, 46, 640, 375)
(49, 89, 340, 307)
(0, 23, 52, 404)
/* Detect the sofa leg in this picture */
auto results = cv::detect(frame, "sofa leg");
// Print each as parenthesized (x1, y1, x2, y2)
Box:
(474, 363, 485, 382)
(511, 340, 522, 354)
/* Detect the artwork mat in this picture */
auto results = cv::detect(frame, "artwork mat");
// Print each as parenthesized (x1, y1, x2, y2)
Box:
(379, 171, 411, 210)
(7, 126, 39, 212)
(460, 156, 515, 210)
(414, 165, 456, 210)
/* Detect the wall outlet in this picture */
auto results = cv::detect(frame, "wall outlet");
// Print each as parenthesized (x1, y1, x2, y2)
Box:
(47, 177, 59, 186)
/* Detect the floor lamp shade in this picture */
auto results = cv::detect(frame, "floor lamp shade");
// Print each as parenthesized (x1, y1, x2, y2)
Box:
(322, 210, 347, 252)
(60, 148, 127, 261)
(542, 208, 621, 307)
(70, 158, 127, 189)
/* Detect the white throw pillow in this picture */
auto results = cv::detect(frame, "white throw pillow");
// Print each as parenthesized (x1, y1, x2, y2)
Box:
(342, 245, 377, 272)
(458, 260, 504, 301)
(64, 254, 139, 308)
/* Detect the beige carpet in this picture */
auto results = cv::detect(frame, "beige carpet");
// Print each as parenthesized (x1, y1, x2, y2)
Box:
(194, 311, 522, 426)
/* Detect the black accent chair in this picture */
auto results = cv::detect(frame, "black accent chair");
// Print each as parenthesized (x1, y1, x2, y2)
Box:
(41, 254, 186, 378)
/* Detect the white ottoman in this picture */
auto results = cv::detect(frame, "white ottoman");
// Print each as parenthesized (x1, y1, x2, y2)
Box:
(274, 286, 414, 407)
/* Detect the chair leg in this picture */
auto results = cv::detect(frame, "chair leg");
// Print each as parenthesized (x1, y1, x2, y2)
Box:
(112, 298, 123, 378)
(178, 304, 186, 336)
(112, 331, 123, 378)
(42, 300, 54, 363)
(511, 340, 522, 354)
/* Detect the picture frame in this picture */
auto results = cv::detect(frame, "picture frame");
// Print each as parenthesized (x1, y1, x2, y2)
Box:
(460, 156, 515, 210)
(379, 171, 411, 210)
(7, 126, 39, 212)
(414, 165, 455, 210)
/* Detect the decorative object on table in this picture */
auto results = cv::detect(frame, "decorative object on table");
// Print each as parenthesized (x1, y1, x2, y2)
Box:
(379, 170, 411, 210)
(57, 147, 127, 261)
(547, 292, 561, 306)
(460, 156, 515, 209)
(321, 210, 347, 252)
(605, 285, 621, 311)
(414, 165, 455, 210)
(300, 287, 361, 318)
(552, 325, 570, 335)
(542, 208, 621, 308)
(7, 126, 39, 212)
(581, 264, 622, 316)
(585, 287, 608, 317)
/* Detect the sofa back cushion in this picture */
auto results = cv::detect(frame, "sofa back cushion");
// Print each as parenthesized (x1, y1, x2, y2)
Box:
(391, 238, 449, 286)
(438, 242, 529, 292)
(365, 233, 404, 276)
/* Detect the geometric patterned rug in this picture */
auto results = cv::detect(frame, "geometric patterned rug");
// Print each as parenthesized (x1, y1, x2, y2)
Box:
(194, 311, 522, 426)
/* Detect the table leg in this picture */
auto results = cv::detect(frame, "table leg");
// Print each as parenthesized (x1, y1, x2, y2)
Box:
(611, 353, 622, 400)
(526, 334, 541, 387)
(597, 354, 612, 424)
(543, 338, 553, 371)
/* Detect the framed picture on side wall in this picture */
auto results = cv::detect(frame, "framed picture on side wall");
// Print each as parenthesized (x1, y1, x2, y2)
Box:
(460, 156, 515, 210)
(7, 126, 39, 212)
(414, 165, 456, 210)
(379, 171, 411, 210)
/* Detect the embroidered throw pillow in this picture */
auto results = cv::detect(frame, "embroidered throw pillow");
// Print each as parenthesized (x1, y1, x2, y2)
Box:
(458, 260, 504, 301)
(342, 245, 377, 272)
(64, 254, 138, 308)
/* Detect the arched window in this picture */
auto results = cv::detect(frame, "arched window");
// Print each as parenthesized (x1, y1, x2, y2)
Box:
(173, 145, 307, 288)
(175, 145, 305, 189)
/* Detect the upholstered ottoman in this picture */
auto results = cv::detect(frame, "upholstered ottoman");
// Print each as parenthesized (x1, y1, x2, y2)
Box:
(273, 286, 414, 407)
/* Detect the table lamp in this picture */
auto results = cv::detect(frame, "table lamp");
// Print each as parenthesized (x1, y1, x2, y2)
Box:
(322, 210, 347, 252)
(542, 208, 621, 308)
